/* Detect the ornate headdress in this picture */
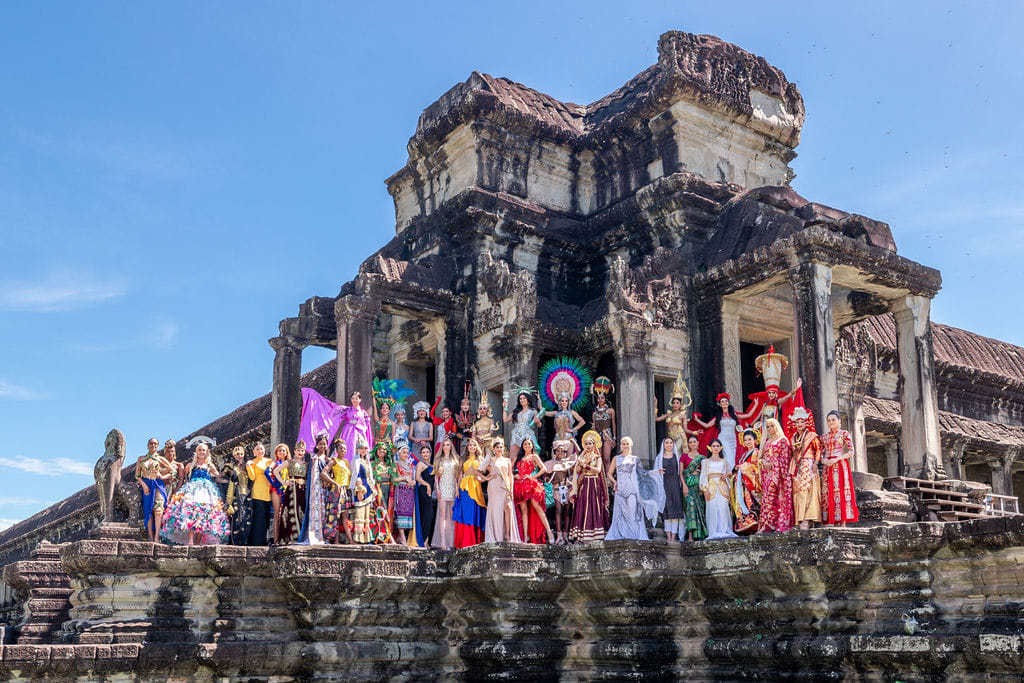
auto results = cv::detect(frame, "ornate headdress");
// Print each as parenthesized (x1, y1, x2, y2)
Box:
(716, 392, 731, 403)
(592, 376, 614, 398)
(670, 372, 693, 408)
(372, 378, 415, 410)
(581, 429, 603, 450)
(355, 435, 369, 450)
(393, 403, 406, 416)
(539, 356, 593, 411)
(754, 345, 789, 391)
(412, 401, 431, 416)
(790, 407, 811, 421)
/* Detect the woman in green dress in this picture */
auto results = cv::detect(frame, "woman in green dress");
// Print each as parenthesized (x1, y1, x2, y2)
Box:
(682, 435, 708, 541)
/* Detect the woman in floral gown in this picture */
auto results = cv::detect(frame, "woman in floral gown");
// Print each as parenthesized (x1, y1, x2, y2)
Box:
(161, 442, 230, 546)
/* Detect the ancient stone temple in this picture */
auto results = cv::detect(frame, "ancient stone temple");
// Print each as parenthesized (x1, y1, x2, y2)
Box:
(1, 30, 1023, 681)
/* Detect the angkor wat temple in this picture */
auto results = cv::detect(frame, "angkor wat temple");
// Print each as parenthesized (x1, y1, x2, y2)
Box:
(1, 31, 1022, 681)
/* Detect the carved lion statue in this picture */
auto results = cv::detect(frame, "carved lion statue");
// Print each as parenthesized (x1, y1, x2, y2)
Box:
(94, 428, 126, 522)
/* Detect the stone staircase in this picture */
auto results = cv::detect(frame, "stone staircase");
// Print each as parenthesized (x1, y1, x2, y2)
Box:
(884, 477, 1015, 522)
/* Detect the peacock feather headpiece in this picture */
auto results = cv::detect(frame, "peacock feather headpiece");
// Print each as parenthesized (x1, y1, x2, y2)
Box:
(372, 377, 416, 410)
(538, 356, 593, 411)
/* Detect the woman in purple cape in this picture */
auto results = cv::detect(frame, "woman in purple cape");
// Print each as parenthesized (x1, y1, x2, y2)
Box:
(338, 390, 374, 467)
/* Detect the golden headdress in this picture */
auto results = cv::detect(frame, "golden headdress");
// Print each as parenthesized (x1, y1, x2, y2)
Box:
(669, 372, 692, 408)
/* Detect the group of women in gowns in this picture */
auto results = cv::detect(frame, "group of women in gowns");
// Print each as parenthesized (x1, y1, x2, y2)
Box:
(141, 375, 860, 549)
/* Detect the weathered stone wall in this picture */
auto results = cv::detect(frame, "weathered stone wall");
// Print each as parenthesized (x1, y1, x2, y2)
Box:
(2, 518, 1023, 680)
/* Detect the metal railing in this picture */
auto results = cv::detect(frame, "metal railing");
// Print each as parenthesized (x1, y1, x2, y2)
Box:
(984, 493, 1020, 516)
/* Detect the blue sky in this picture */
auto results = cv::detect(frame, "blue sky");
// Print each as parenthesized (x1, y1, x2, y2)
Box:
(1, 2, 1021, 528)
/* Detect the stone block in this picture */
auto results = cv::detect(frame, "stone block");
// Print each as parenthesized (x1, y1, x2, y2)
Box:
(852, 471, 883, 491)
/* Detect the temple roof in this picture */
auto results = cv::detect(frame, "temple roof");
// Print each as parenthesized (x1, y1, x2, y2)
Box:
(863, 396, 1024, 452)
(852, 315, 1024, 386)
(408, 30, 805, 152)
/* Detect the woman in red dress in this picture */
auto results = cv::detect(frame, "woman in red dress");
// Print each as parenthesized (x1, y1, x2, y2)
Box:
(757, 418, 793, 533)
(821, 410, 860, 526)
(513, 438, 555, 544)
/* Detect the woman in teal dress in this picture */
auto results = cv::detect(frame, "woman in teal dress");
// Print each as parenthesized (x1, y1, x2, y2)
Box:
(682, 435, 708, 541)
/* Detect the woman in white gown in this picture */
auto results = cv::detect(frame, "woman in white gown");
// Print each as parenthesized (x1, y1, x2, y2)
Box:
(478, 438, 522, 543)
(700, 438, 738, 540)
(605, 437, 661, 541)
(694, 394, 743, 471)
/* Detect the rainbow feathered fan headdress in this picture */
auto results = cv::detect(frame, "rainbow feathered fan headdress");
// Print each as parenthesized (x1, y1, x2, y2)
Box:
(372, 377, 416, 410)
(538, 356, 593, 412)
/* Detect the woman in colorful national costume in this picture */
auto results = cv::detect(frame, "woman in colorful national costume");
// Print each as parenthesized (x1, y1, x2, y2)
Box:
(431, 437, 460, 549)
(545, 439, 577, 545)
(731, 430, 761, 535)
(293, 433, 329, 546)
(350, 437, 391, 544)
(479, 438, 522, 543)
(338, 391, 374, 468)
(821, 410, 860, 526)
(652, 437, 686, 541)
(431, 396, 457, 455)
(681, 435, 708, 541)
(392, 404, 410, 453)
(221, 445, 253, 546)
(693, 393, 743, 471)
(322, 439, 353, 544)
(568, 430, 609, 543)
(272, 442, 309, 544)
(789, 407, 822, 530)
(539, 357, 591, 455)
(736, 347, 803, 442)
(370, 441, 394, 535)
(758, 418, 793, 533)
(700, 439, 738, 540)
(267, 443, 290, 544)
(409, 445, 437, 548)
(392, 445, 417, 544)
(503, 389, 543, 462)
(606, 436, 660, 541)
(452, 436, 486, 547)
(471, 401, 499, 456)
(513, 437, 555, 544)
(135, 437, 176, 543)
(655, 373, 699, 457)
(372, 378, 414, 458)
(410, 401, 434, 456)
(161, 442, 230, 546)
(589, 377, 617, 473)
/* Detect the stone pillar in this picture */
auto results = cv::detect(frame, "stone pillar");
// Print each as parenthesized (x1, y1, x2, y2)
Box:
(442, 312, 470, 406)
(885, 440, 901, 478)
(944, 441, 966, 480)
(721, 299, 742, 403)
(610, 314, 655, 465)
(788, 262, 838, 433)
(989, 450, 1018, 498)
(270, 335, 305, 449)
(849, 399, 868, 473)
(891, 295, 943, 480)
(692, 296, 726, 412)
(335, 295, 379, 405)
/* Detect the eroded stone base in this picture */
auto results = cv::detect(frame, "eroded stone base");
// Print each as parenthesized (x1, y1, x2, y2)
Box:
(1, 518, 1023, 681)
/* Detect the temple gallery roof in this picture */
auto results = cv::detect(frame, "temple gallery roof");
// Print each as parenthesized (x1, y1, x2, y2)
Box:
(409, 30, 805, 151)
(852, 314, 1024, 386)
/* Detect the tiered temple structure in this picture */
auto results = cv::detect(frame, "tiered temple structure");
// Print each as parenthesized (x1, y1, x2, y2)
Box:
(1, 30, 1023, 680)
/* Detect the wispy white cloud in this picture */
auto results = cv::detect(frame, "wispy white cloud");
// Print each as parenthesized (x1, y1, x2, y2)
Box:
(0, 272, 127, 312)
(0, 378, 49, 401)
(69, 316, 180, 353)
(0, 496, 41, 506)
(0, 456, 93, 477)
(0, 519, 21, 531)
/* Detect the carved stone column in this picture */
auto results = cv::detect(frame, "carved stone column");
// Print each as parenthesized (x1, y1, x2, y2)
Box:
(692, 296, 726, 412)
(989, 450, 1018, 497)
(849, 399, 868, 473)
(721, 298, 742, 403)
(891, 295, 942, 480)
(335, 295, 380, 405)
(610, 313, 655, 465)
(944, 440, 967, 480)
(788, 262, 838, 433)
(270, 334, 305, 449)
(884, 440, 901, 478)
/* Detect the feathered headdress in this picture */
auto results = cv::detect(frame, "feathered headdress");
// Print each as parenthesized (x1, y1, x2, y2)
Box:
(372, 378, 416, 410)
(538, 356, 593, 411)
